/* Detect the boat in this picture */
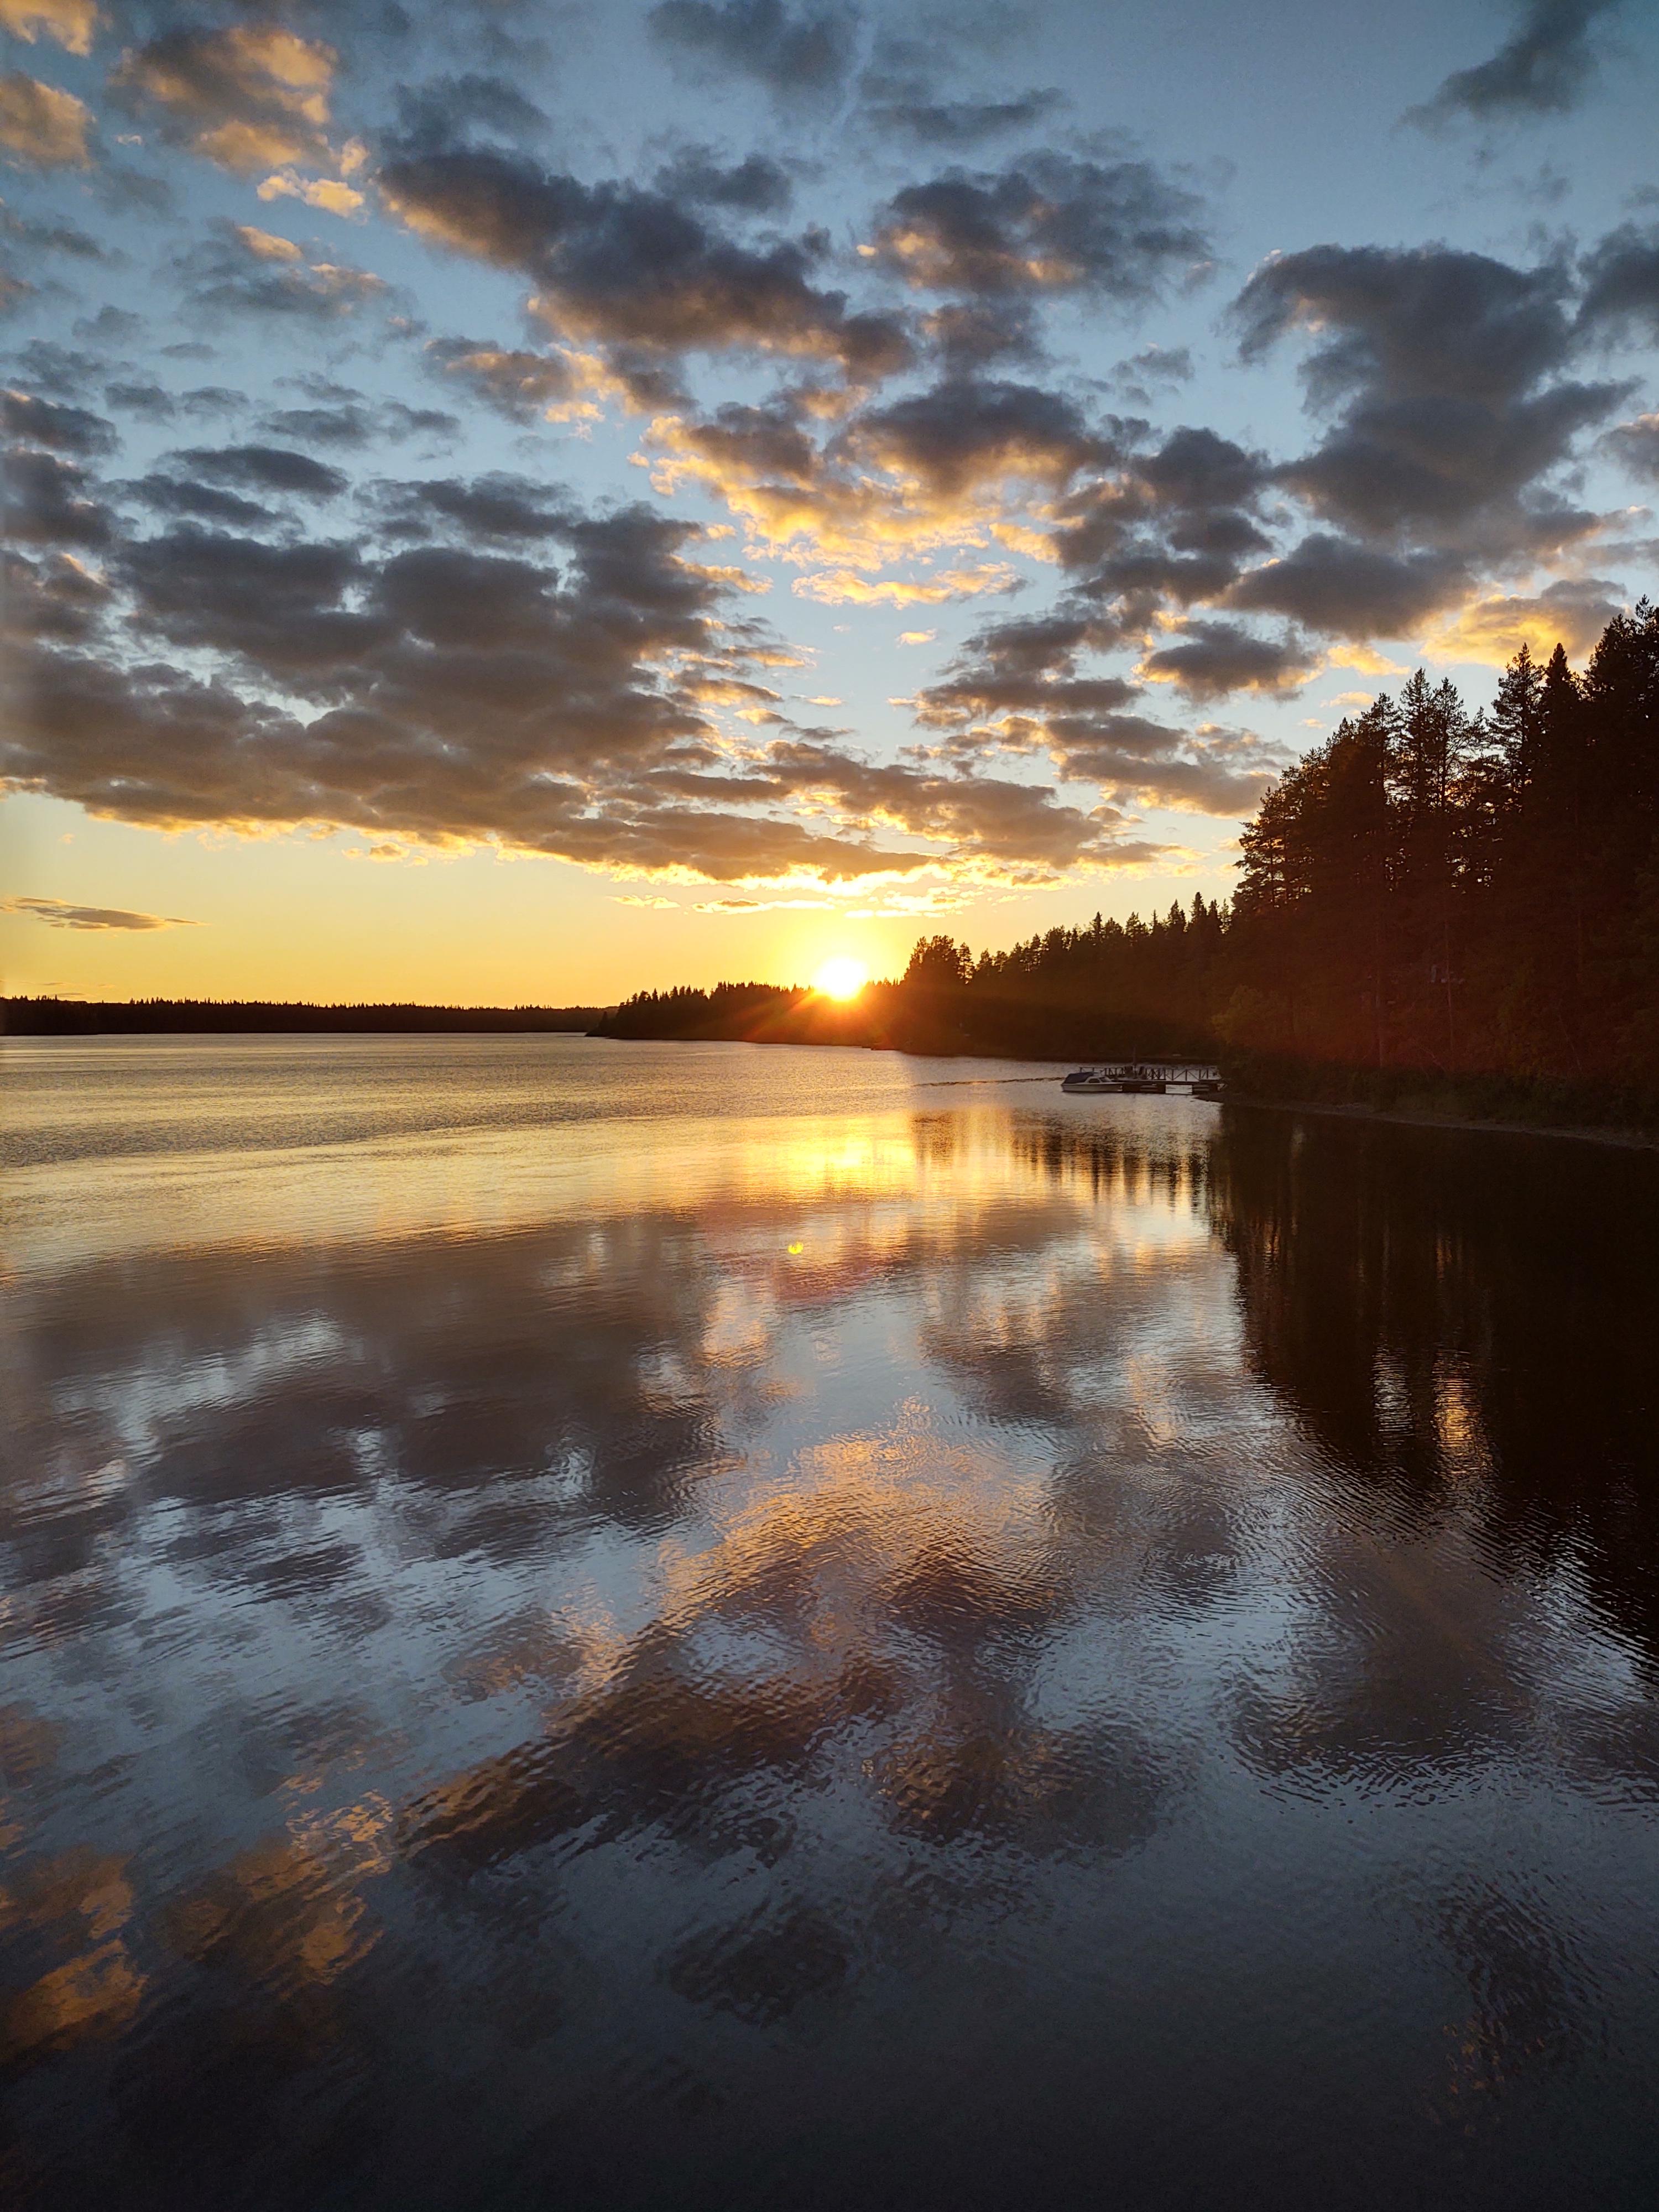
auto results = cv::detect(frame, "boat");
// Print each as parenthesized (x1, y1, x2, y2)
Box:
(1061, 1061, 1223, 1097)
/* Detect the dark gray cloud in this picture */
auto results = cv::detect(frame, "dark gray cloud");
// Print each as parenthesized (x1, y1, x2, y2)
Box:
(393, 72, 550, 153)
(869, 153, 1211, 304)
(1577, 222, 1659, 341)
(1408, 1, 1620, 127)
(374, 471, 568, 541)
(910, 603, 1281, 813)
(648, 0, 862, 97)
(652, 147, 794, 215)
(1225, 534, 1470, 639)
(2, 547, 110, 648)
(103, 379, 179, 419)
(377, 145, 910, 384)
(1108, 343, 1193, 404)
(1233, 242, 1621, 555)
(171, 444, 349, 498)
(864, 89, 1065, 147)
(4, 444, 109, 545)
(1, 200, 105, 262)
(1602, 411, 1659, 482)
(848, 374, 1109, 497)
(1138, 618, 1312, 701)
(3, 385, 117, 453)
(259, 390, 457, 447)
(919, 297, 1039, 371)
(8, 336, 98, 394)
(126, 473, 273, 527)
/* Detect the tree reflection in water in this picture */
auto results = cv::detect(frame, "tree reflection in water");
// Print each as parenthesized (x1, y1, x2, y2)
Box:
(3, 1045, 1658, 2210)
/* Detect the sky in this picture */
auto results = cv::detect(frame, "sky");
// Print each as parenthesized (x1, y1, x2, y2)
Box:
(2, 0, 1657, 1005)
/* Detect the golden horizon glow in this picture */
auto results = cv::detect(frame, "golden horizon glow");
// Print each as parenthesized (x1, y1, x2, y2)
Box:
(813, 956, 868, 1000)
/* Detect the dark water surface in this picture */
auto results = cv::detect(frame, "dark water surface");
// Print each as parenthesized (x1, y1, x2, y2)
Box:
(5, 1035, 1659, 2209)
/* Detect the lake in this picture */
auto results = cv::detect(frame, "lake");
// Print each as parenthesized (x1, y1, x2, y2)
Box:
(4, 1033, 1659, 2210)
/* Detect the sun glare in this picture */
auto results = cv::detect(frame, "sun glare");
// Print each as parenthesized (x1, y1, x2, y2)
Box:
(813, 956, 868, 1000)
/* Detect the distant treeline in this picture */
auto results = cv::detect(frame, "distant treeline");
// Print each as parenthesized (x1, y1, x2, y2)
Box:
(2, 998, 604, 1036)
(597, 602, 1659, 1128)
(591, 905, 1227, 1062)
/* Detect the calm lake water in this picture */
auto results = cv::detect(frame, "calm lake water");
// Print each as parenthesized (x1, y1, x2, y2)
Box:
(5, 1034, 1659, 2210)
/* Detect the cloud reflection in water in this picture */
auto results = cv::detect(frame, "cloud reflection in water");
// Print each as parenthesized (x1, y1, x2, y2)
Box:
(4, 1037, 1659, 2209)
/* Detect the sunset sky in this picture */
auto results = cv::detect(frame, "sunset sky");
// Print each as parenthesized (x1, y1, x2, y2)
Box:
(3, 0, 1657, 1004)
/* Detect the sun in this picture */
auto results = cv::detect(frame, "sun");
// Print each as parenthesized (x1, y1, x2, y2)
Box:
(813, 955, 868, 1000)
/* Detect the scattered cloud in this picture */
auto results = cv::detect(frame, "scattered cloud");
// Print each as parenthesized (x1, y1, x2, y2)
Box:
(864, 89, 1065, 147)
(867, 153, 1212, 305)
(1407, 1, 1620, 128)
(647, 0, 862, 99)
(0, 2, 100, 58)
(1, 895, 197, 930)
(1603, 410, 1659, 481)
(111, 24, 338, 176)
(0, 70, 92, 167)
(1426, 575, 1627, 663)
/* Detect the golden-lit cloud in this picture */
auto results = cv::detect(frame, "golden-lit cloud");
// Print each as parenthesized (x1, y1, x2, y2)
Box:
(0, 0, 97, 54)
(1426, 578, 1625, 666)
(0, 70, 92, 166)
(112, 24, 337, 175)
(791, 562, 1017, 607)
(1, 894, 197, 931)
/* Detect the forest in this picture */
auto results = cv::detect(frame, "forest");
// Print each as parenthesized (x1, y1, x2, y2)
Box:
(597, 601, 1659, 1124)
(0, 1000, 602, 1035)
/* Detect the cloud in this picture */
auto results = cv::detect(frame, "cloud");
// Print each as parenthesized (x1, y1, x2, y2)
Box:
(1407, 1, 1620, 127)
(652, 147, 794, 215)
(393, 72, 550, 155)
(1, 895, 196, 930)
(647, 0, 862, 97)
(645, 377, 1115, 576)
(257, 171, 364, 216)
(2, 197, 104, 264)
(176, 218, 388, 322)
(864, 90, 1065, 147)
(111, 24, 337, 175)
(4, 444, 109, 545)
(374, 471, 570, 542)
(1602, 410, 1659, 481)
(0, 70, 92, 166)
(1233, 242, 1621, 556)
(0, 1, 98, 56)
(4, 385, 116, 454)
(1107, 343, 1194, 404)
(165, 444, 348, 499)
(868, 153, 1211, 304)
(1426, 576, 1628, 663)
(792, 561, 1016, 606)
(1576, 221, 1659, 342)
(912, 604, 1284, 814)
(2, 546, 109, 645)
(377, 144, 910, 387)
(425, 335, 604, 426)
(124, 440, 353, 521)
(4, 445, 1199, 890)
(1138, 618, 1314, 701)
(1225, 534, 1470, 639)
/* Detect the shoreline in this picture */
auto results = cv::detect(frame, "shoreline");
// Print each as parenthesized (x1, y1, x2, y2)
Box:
(1227, 1091, 1659, 1153)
